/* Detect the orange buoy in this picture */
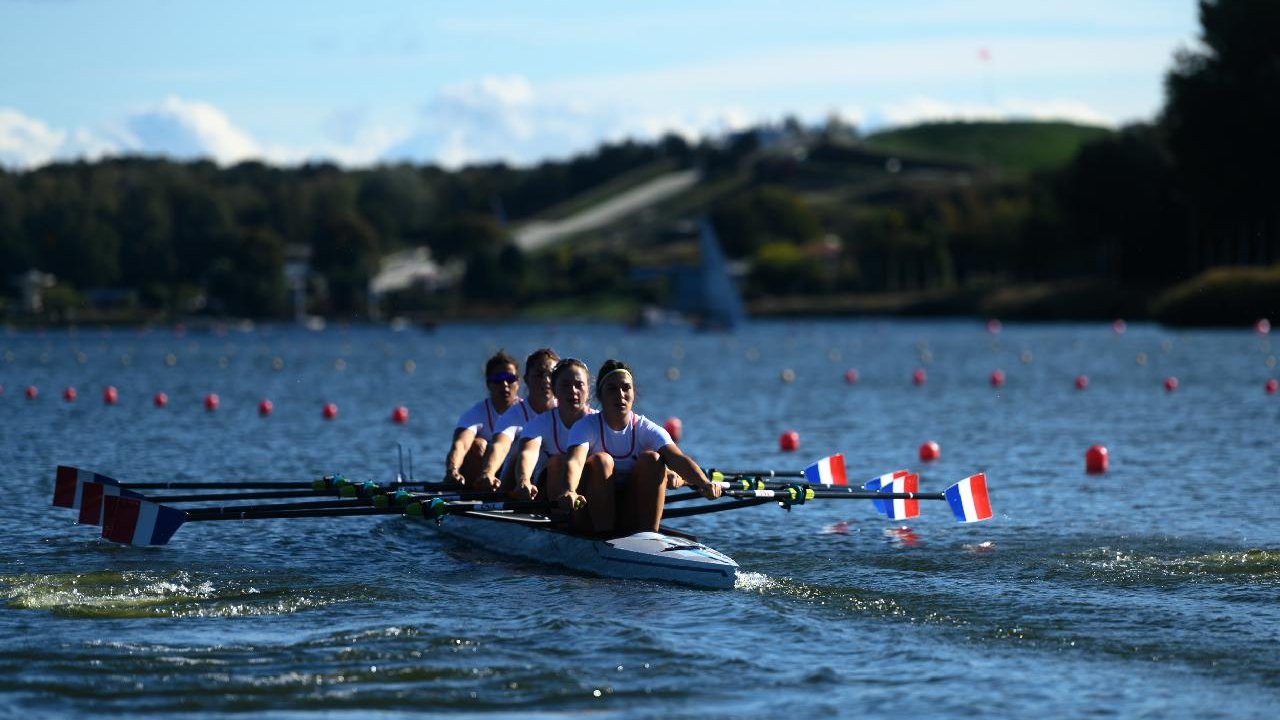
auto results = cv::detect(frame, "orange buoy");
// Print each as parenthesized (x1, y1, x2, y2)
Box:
(918, 440, 941, 462)
(663, 416, 682, 442)
(322, 402, 338, 420)
(153, 391, 168, 408)
(844, 368, 859, 384)
(391, 405, 409, 424)
(203, 393, 219, 411)
(989, 369, 1005, 387)
(1265, 378, 1277, 395)
(1163, 376, 1179, 392)
(1075, 375, 1089, 390)
(911, 368, 927, 386)
(25, 385, 37, 399)
(62, 386, 77, 402)
(258, 399, 274, 417)
(103, 386, 118, 405)
(779, 430, 800, 452)
(1085, 444, 1109, 474)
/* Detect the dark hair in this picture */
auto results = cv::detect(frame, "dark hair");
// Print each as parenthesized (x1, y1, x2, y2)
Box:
(524, 347, 560, 375)
(484, 350, 519, 377)
(594, 358, 635, 396)
(551, 357, 589, 387)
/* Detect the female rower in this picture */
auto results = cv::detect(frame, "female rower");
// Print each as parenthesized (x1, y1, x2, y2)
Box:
(507, 357, 595, 501)
(474, 348, 559, 492)
(443, 350, 521, 489)
(561, 359, 721, 535)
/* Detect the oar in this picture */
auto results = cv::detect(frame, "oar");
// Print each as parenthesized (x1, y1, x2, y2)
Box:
(99, 495, 553, 546)
(53, 465, 456, 506)
(664, 474, 992, 523)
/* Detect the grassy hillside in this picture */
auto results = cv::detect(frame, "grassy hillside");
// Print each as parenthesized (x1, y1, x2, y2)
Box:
(864, 121, 1113, 173)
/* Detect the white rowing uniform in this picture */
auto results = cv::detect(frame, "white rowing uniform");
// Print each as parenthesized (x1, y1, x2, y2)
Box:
(492, 398, 556, 475)
(565, 411, 673, 474)
(455, 397, 525, 443)
(517, 406, 597, 480)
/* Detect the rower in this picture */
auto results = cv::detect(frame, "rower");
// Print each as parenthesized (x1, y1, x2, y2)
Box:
(508, 357, 596, 501)
(474, 348, 560, 492)
(443, 350, 521, 490)
(560, 359, 721, 534)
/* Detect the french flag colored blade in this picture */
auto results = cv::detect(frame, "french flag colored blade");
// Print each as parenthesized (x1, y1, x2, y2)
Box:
(803, 454, 848, 486)
(881, 473, 920, 520)
(945, 473, 993, 523)
(863, 470, 909, 516)
(78, 482, 147, 526)
(52, 465, 120, 508)
(101, 496, 186, 546)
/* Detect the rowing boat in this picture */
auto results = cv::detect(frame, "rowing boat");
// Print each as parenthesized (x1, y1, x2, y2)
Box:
(50, 455, 991, 589)
(432, 509, 739, 589)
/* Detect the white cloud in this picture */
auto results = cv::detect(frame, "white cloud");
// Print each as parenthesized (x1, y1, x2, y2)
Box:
(0, 108, 66, 169)
(117, 96, 261, 164)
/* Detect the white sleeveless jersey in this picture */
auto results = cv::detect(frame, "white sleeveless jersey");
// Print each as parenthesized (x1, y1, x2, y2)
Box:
(518, 407, 597, 480)
(565, 412, 673, 474)
(455, 397, 525, 442)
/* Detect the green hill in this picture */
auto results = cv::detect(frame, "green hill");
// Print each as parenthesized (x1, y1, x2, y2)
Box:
(863, 121, 1113, 173)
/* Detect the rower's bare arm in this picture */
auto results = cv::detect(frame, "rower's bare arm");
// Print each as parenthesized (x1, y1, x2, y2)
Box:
(660, 445, 722, 499)
(477, 433, 513, 491)
(561, 444, 588, 508)
(444, 427, 475, 483)
(511, 437, 542, 499)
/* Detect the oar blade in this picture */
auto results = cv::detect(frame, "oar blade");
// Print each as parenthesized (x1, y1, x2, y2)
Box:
(101, 496, 186, 546)
(862, 470, 909, 517)
(803, 454, 848, 486)
(945, 473, 993, 523)
(52, 465, 121, 509)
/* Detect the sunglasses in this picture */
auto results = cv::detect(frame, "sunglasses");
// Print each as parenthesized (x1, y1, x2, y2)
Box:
(487, 371, 519, 384)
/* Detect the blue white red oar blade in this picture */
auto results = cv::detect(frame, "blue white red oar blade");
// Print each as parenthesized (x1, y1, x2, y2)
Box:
(101, 496, 186, 546)
(52, 466, 120, 508)
(77, 482, 147, 526)
(945, 473, 993, 523)
(863, 470, 909, 516)
(803, 454, 848, 486)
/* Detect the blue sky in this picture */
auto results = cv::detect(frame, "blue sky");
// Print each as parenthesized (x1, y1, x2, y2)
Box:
(0, 1, 1199, 170)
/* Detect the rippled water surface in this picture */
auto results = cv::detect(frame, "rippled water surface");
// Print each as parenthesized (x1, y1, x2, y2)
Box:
(3, 320, 1278, 718)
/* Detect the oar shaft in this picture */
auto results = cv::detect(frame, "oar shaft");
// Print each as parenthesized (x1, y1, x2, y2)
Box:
(711, 470, 804, 479)
(144, 490, 332, 503)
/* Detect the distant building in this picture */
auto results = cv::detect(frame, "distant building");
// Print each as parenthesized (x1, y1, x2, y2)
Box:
(16, 269, 55, 314)
(366, 247, 461, 321)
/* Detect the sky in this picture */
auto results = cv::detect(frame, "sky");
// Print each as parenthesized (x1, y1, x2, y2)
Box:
(0, 0, 1201, 171)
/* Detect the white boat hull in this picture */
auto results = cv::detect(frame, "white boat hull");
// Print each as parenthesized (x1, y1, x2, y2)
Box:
(432, 510, 739, 589)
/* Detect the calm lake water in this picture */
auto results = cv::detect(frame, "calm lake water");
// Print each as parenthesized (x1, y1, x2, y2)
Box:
(2, 319, 1278, 718)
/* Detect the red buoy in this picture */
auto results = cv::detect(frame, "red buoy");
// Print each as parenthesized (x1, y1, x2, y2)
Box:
(103, 386, 118, 405)
(918, 440, 941, 462)
(844, 368, 859, 384)
(663, 416, 682, 442)
(1112, 319, 1127, 334)
(322, 402, 338, 420)
(989, 369, 1005, 388)
(1257, 318, 1272, 335)
(204, 393, 219, 411)
(391, 405, 409, 424)
(1265, 378, 1277, 395)
(258, 399, 274, 417)
(779, 430, 800, 452)
(986, 318, 1002, 334)
(912, 368, 927, 386)
(153, 391, 168, 408)
(1085, 444, 1109, 474)
(25, 385, 37, 399)
(62, 386, 77, 402)
(1075, 375, 1089, 390)
(1163, 376, 1179, 392)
